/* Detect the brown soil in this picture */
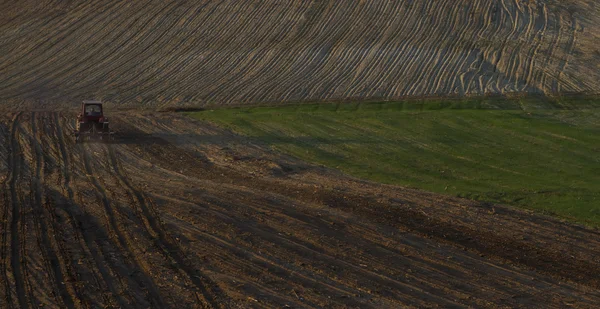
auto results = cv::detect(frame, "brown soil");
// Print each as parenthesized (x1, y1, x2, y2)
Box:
(0, 111, 599, 308)
(1, 0, 599, 108)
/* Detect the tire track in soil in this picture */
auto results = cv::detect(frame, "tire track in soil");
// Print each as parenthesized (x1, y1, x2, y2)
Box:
(40, 112, 92, 308)
(54, 113, 126, 308)
(29, 112, 74, 308)
(81, 143, 165, 308)
(107, 146, 228, 308)
(0, 113, 18, 309)
(6, 112, 28, 308)
(2, 110, 598, 307)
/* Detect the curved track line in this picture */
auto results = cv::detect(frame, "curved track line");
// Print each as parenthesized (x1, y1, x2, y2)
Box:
(107, 146, 228, 308)
(2, 0, 596, 105)
(0, 113, 19, 309)
(52, 113, 121, 308)
(5, 112, 27, 308)
(81, 143, 165, 308)
(29, 112, 74, 308)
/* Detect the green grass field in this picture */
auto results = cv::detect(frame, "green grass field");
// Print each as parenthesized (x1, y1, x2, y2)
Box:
(189, 97, 600, 227)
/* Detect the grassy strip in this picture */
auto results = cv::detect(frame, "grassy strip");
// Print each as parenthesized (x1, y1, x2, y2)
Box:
(188, 97, 600, 227)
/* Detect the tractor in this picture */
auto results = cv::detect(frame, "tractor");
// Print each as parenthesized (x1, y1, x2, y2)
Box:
(75, 100, 114, 143)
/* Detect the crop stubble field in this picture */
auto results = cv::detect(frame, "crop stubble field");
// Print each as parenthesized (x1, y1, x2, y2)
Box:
(0, 0, 599, 108)
(1, 0, 600, 308)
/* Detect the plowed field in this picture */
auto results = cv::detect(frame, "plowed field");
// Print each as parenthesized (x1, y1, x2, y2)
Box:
(2, 1, 600, 307)
(0, 111, 599, 308)
(1, 0, 599, 108)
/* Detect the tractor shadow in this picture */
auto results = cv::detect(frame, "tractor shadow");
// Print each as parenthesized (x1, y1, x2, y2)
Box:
(109, 132, 171, 145)
(110, 132, 233, 146)
(107, 124, 229, 146)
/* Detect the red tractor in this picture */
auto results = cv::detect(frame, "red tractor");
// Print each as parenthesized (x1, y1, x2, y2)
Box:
(75, 100, 114, 142)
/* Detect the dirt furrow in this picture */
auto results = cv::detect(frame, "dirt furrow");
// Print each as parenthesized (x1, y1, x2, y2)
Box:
(0, 1, 124, 93)
(106, 146, 228, 308)
(1, 106, 600, 308)
(81, 144, 165, 308)
(0, 1, 92, 70)
(29, 112, 74, 308)
(0, 113, 17, 309)
(41, 113, 91, 308)
(90, 2, 187, 102)
(3, 0, 600, 106)
(27, 2, 160, 101)
(52, 113, 126, 308)
(5, 112, 28, 308)
(201, 3, 310, 104)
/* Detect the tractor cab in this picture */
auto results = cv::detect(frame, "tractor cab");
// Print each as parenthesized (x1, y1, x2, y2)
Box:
(75, 100, 114, 142)
(84, 103, 102, 116)
(80, 100, 104, 121)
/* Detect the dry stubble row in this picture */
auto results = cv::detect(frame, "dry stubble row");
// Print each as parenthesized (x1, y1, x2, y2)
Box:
(0, 0, 598, 107)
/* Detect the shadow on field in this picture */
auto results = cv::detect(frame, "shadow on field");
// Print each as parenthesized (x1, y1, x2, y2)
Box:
(113, 131, 382, 147)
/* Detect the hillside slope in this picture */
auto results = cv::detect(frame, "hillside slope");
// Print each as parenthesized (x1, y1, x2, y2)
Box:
(1, 0, 599, 107)
(1, 111, 600, 308)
